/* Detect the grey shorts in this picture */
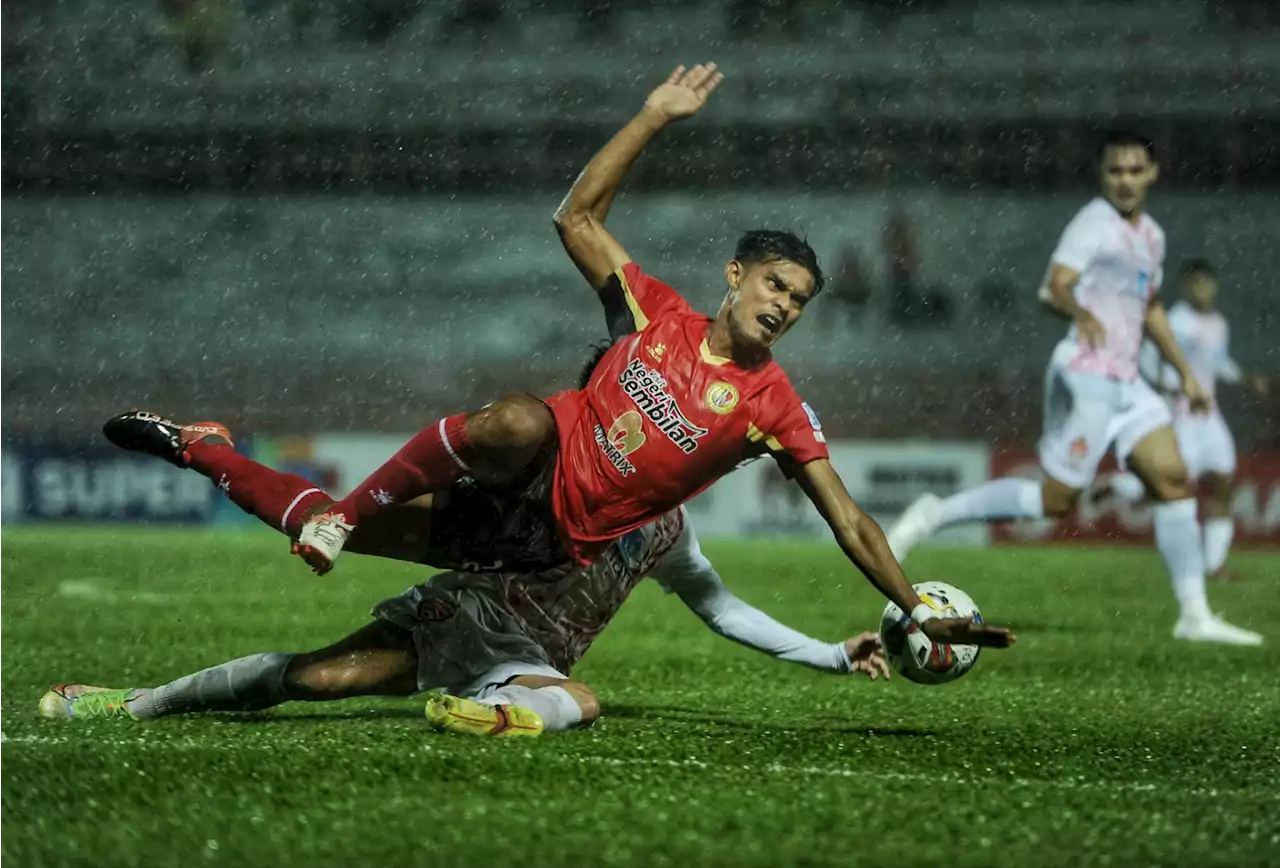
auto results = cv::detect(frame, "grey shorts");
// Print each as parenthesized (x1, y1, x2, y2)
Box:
(371, 571, 567, 697)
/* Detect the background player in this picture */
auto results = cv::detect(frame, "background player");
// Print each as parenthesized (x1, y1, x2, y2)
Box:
(888, 131, 1261, 646)
(1098, 258, 1270, 580)
(267, 62, 1014, 655)
(40, 505, 893, 737)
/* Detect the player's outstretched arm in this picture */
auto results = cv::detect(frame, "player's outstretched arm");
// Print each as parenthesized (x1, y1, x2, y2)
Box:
(553, 63, 723, 291)
(795, 460, 1017, 650)
(1145, 301, 1209, 412)
(649, 520, 889, 678)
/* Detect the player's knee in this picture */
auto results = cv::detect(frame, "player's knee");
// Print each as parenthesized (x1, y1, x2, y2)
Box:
(560, 681, 601, 725)
(1145, 462, 1192, 502)
(283, 655, 357, 699)
(1204, 472, 1234, 502)
(468, 395, 553, 458)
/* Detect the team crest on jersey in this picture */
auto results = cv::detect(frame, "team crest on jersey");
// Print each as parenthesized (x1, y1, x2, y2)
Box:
(647, 343, 666, 363)
(704, 381, 740, 415)
(1069, 436, 1089, 461)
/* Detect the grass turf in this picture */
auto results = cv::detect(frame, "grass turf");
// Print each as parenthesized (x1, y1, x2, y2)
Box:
(2, 528, 1278, 868)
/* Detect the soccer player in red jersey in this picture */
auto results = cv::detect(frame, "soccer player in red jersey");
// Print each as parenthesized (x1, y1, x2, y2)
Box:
(134, 63, 1009, 650)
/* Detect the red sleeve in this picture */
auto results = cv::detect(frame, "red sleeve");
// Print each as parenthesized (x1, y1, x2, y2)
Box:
(748, 383, 829, 466)
(614, 261, 694, 330)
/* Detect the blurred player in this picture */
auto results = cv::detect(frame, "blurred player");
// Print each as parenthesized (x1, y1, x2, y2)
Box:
(106, 62, 1012, 652)
(888, 131, 1261, 646)
(39, 504, 892, 735)
(1097, 258, 1270, 580)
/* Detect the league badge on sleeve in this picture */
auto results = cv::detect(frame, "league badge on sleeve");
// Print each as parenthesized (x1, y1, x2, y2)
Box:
(801, 402, 825, 443)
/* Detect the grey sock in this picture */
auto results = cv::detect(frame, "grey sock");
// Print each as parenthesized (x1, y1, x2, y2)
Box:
(128, 652, 294, 719)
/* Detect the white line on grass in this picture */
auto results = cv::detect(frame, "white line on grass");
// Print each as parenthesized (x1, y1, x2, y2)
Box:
(55, 579, 183, 605)
(2, 732, 1271, 801)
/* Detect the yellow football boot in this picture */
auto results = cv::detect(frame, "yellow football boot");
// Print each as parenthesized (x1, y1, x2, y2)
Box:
(425, 693, 543, 737)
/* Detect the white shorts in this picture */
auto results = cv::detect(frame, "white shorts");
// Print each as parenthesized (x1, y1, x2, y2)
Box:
(1174, 410, 1237, 478)
(371, 572, 568, 698)
(1038, 341, 1172, 489)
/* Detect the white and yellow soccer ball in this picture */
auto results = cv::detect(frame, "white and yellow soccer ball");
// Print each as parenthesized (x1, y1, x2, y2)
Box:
(879, 581, 982, 685)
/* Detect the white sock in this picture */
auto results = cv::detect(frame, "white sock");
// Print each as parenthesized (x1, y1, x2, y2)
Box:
(1153, 499, 1211, 620)
(480, 684, 584, 732)
(1106, 472, 1147, 503)
(937, 477, 1044, 527)
(127, 652, 294, 719)
(1203, 517, 1235, 574)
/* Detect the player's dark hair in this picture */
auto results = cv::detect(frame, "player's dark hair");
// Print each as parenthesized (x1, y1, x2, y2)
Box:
(733, 229, 826, 295)
(1097, 129, 1156, 163)
(578, 339, 616, 389)
(1180, 258, 1216, 278)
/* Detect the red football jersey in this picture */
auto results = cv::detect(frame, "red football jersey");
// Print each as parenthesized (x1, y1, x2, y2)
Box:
(545, 261, 829, 563)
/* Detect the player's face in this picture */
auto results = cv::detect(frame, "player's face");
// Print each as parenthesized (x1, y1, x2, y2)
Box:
(1098, 145, 1158, 217)
(723, 258, 816, 350)
(1184, 273, 1217, 311)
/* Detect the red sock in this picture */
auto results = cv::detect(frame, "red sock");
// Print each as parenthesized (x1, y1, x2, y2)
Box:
(186, 442, 332, 537)
(328, 413, 475, 525)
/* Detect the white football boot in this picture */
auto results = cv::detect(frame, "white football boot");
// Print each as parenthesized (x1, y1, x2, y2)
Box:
(1173, 613, 1263, 646)
(292, 512, 355, 575)
(886, 494, 943, 563)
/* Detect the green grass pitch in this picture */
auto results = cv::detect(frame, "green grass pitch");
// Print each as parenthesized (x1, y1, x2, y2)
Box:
(2, 529, 1278, 868)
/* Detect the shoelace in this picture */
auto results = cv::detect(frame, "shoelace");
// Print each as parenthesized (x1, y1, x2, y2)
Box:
(310, 519, 353, 547)
(73, 690, 137, 720)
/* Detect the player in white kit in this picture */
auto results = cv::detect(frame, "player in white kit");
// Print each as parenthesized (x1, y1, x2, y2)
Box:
(1098, 259, 1270, 580)
(888, 131, 1262, 646)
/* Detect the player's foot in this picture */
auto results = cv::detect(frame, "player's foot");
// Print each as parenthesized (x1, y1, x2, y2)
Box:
(1173, 613, 1263, 646)
(425, 693, 544, 738)
(292, 511, 354, 574)
(1209, 566, 1244, 584)
(103, 410, 233, 467)
(39, 684, 140, 721)
(887, 494, 943, 562)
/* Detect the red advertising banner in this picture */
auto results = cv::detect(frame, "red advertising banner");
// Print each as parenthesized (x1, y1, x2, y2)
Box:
(990, 449, 1280, 546)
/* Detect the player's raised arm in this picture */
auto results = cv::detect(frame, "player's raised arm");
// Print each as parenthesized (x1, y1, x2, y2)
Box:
(553, 63, 723, 291)
(794, 459, 1016, 650)
(1145, 300, 1210, 413)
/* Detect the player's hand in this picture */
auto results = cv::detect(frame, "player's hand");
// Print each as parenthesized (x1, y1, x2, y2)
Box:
(841, 632, 892, 681)
(643, 63, 724, 124)
(922, 617, 1017, 649)
(1074, 311, 1106, 349)
(1182, 375, 1211, 414)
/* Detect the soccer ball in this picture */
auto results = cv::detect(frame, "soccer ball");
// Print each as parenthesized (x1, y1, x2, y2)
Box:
(879, 581, 982, 685)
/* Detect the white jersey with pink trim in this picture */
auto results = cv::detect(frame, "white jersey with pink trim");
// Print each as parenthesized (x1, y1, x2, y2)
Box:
(1047, 197, 1165, 381)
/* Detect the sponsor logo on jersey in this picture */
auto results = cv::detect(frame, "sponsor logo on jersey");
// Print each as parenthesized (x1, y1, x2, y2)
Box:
(704, 381, 740, 415)
(617, 527, 647, 570)
(594, 410, 647, 476)
(618, 359, 709, 454)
